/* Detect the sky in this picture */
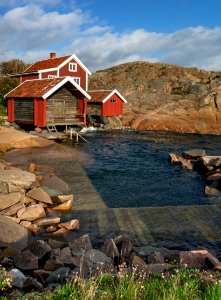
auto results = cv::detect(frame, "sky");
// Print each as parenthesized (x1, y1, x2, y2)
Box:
(1, 0, 221, 72)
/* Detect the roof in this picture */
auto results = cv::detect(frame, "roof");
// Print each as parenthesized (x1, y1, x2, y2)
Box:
(88, 89, 127, 103)
(23, 54, 91, 75)
(24, 55, 71, 73)
(5, 77, 91, 100)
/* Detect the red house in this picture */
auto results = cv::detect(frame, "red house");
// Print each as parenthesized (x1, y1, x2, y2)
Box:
(10, 52, 91, 91)
(5, 77, 91, 127)
(7, 53, 127, 128)
(87, 90, 127, 117)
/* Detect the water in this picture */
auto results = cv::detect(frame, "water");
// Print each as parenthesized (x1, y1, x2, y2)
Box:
(24, 129, 221, 251)
(67, 130, 220, 208)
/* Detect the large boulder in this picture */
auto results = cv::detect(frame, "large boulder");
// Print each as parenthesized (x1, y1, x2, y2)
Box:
(27, 240, 52, 259)
(0, 201, 25, 216)
(45, 267, 72, 284)
(34, 216, 60, 227)
(0, 192, 21, 210)
(81, 249, 113, 275)
(69, 235, 92, 256)
(17, 204, 46, 221)
(0, 126, 53, 152)
(26, 187, 52, 204)
(0, 169, 36, 192)
(0, 215, 32, 250)
(43, 176, 70, 194)
(182, 149, 206, 159)
(8, 269, 26, 289)
(180, 249, 220, 268)
(13, 250, 38, 270)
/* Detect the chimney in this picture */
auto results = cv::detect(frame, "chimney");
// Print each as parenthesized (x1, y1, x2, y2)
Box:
(50, 52, 56, 59)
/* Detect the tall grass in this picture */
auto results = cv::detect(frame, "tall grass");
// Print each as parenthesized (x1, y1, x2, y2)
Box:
(49, 268, 221, 300)
(12, 267, 221, 300)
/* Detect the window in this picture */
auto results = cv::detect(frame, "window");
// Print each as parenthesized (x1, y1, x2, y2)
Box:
(110, 99, 117, 103)
(73, 77, 81, 86)
(48, 75, 57, 78)
(69, 63, 77, 72)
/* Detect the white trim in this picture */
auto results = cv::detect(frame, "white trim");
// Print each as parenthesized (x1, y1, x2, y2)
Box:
(39, 73, 42, 79)
(43, 76, 91, 100)
(39, 67, 57, 73)
(58, 54, 91, 75)
(22, 54, 91, 78)
(102, 89, 127, 103)
(57, 69, 59, 77)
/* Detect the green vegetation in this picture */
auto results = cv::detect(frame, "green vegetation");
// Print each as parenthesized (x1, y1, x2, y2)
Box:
(0, 59, 28, 76)
(0, 77, 19, 107)
(12, 268, 221, 300)
(0, 58, 29, 110)
(0, 265, 12, 296)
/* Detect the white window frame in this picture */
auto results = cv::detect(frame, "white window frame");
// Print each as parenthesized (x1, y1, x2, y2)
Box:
(48, 75, 57, 78)
(73, 77, 81, 86)
(69, 62, 77, 72)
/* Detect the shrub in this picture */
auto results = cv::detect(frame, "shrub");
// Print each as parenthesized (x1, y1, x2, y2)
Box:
(0, 265, 12, 294)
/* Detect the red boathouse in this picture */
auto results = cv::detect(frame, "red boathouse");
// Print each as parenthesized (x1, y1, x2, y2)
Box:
(87, 89, 127, 117)
(5, 77, 91, 127)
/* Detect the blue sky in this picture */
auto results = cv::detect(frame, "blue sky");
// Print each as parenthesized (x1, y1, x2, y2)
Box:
(1, 0, 221, 71)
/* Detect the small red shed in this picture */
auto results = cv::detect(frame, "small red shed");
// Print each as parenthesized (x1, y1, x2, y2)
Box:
(5, 77, 91, 127)
(87, 89, 127, 117)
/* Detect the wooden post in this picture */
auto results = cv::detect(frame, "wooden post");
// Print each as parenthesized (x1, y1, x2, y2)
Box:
(84, 98, 87, 127)
(70, 128, 73, 140)
(76, 132, 79, 143)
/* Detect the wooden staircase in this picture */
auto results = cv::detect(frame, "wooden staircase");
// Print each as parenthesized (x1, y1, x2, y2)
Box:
(47, 125, 58, 133)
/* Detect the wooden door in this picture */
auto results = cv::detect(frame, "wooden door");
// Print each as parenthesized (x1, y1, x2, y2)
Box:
(53, 100, 65, 122)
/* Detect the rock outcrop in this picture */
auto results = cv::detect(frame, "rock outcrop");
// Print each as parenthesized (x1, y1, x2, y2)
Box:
(0, 159, 78, 240)
(89, 61, 221, 134)
(169, 149, 221, 196)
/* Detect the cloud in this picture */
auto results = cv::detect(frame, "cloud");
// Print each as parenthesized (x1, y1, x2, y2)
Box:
(0, 4, 88, 59)
(72, 26, 221, 71)
(1, 2, 221, 72)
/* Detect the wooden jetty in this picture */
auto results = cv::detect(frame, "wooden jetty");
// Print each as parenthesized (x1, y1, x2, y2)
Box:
(30, 125, 89, 143)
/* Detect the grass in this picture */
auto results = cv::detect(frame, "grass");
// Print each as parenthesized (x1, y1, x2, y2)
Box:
(13, 267, 221, 300)
(0, 104, 7, 117)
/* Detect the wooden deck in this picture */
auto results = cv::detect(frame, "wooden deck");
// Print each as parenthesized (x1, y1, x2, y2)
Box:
(30, 131, 69, 140)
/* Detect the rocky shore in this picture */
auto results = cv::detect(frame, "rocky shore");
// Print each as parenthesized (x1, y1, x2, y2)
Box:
(1, 127, 221, 297)
(90, 61, 221, 134)
(169, 148, 221, 197)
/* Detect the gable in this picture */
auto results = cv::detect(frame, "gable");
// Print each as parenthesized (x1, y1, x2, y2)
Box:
(88, 89, 127, 103)
(24, 54, 91, 75)
(5, 77, 91, 100)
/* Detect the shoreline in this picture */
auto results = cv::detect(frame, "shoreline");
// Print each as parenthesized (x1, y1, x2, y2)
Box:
(2, 126, 221, 295)
(1, 126, 221, 252)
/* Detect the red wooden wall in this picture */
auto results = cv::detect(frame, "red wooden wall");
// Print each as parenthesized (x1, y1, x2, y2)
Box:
(7, 99, 14, 122)
(59, 58, 87, 90)
(102, 94, 123, 116)
(34, 99, 47, 127)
